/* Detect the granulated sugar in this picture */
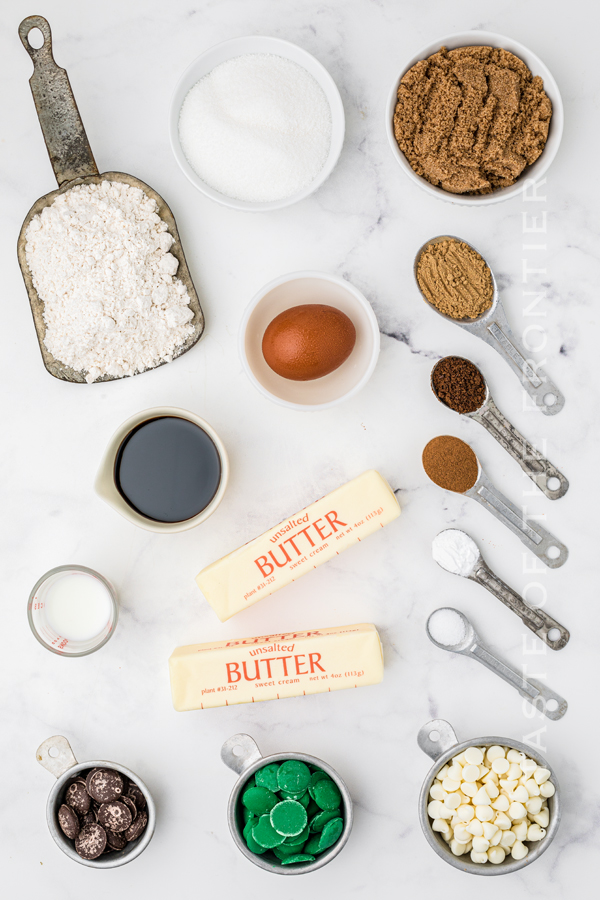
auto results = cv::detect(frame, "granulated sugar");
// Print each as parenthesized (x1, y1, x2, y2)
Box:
(178, 53, 332, 202)
(428, 608, 467, 647)
(25, 180, 195, 382)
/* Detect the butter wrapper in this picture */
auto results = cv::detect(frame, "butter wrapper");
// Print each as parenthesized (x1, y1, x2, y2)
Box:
(169, 623, 384, 711)
(196, 469, 400, 621)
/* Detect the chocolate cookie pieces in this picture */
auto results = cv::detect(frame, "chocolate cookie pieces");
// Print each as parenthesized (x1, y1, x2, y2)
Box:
(57, 767, 148, 859)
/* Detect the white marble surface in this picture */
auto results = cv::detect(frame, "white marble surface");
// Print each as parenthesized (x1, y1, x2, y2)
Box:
(2, 0, 599, 895)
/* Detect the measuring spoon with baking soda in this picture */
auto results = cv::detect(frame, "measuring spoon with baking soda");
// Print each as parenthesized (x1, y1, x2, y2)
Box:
(431, 356, 568, 499)
(426, 607, 568, 717)
(17, 16, 204, 383)
(423, 436, 568, 568)
(414, 235, 564, 415)
(432, 530, 569, 650)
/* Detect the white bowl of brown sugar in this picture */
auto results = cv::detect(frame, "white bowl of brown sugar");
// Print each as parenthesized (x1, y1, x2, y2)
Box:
(386, 31, 564, 205)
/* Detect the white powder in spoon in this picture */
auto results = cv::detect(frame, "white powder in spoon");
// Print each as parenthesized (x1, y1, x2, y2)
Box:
(428, 608, 467, 647)
(25, 180, 195, 382)
(432, 529, 480, 577)
(178, 53, 332, 202)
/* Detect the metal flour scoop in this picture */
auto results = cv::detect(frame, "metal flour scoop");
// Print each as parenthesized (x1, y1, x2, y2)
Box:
(17, 16, 204, 383)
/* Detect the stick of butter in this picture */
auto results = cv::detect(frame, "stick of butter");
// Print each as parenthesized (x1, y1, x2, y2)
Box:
(196, 470, 400, 621)
(169, 623, 384, 711)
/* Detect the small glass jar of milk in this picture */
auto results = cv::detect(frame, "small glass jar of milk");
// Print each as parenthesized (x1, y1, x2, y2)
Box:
(28, 566, 118, 656)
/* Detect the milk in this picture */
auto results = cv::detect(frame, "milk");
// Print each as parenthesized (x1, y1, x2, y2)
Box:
(44, 572, 112, 641)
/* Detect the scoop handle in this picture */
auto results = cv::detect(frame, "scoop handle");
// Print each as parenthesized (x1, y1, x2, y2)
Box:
(469, 643, 568, 719)
(477, 303, 564, 415)
(19, 16, 98, 185)
(470, 559, 570, 650)
(466, 470, 568, 568)
(469, 397, 569, 499)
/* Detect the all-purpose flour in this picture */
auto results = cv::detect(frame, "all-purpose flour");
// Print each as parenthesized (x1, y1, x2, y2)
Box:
(25, 180, 195, 382)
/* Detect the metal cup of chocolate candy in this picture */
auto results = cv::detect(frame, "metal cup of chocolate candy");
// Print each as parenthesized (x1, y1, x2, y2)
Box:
(417, 719, 561, 876)
(221, 733, 353, 875)
(37, 735, 155, 868)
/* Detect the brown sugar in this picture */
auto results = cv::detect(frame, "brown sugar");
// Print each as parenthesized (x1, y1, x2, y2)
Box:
(422, 435, 479, 493)
(394, 46, 552, 194)
(417, 238, 493, 319)
(432, 357, 487, 414)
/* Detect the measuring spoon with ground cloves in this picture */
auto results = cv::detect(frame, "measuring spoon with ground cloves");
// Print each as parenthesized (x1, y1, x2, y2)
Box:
(422, 435, 568, 568)
(414, 235, 565, 415)
(431, 532, 570, 651)
(431, 356, 569, 499)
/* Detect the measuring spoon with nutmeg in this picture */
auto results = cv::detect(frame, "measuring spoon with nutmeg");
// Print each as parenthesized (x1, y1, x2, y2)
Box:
(431, 532, 570, 651)
(414, 235, 565, 415)
(422, 435, 568, 568)
(431, 357, 569, 499)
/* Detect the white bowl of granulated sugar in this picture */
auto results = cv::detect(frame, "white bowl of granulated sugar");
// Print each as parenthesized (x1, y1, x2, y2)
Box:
(169, 36, 345, 211)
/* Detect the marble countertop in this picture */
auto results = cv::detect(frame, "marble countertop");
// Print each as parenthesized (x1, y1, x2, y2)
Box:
(2, 0, 599, 896)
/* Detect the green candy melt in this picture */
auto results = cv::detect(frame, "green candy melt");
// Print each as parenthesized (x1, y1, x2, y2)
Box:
(281, 854, 316, 865)
(313, 778, 342, 811)
(303, 834, 324, 855)
(252, 814, 286, 849)
(242, 785, 279, 815)
(243, 819, 266, 854)
(277, 760, 311, 793)
(270, 800, 307, 837)
(309, 808, 339, 832)
(255, 763, 280, 793)
(318, 817, 344, 851)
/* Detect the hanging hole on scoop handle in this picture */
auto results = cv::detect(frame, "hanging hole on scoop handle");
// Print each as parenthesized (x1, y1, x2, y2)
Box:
(19, 16, 52, 58)
(221, 733, 263, 776)
(36, 735, 78, 779)
(417, 719, 459, 761)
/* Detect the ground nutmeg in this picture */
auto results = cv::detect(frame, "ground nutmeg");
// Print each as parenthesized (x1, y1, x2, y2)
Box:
(432, 356, 487, 414)
(422, 435, 479, 493)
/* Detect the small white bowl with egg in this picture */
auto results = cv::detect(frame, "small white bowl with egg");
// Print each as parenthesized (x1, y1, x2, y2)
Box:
(170, 36, 345, 211)
(239, 271, 380, 411)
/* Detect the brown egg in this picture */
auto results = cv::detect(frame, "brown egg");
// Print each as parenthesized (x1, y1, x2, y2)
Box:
(262, 304, 357, 381)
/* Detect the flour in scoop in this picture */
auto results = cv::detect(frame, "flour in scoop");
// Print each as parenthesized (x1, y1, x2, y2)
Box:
(25, 181, 195, 382)
(178, 53, 332, 202)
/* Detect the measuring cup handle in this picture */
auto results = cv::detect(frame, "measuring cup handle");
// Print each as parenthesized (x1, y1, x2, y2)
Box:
(36, 735, 78, 778)
(470, 398, 569, 500)
(221, 734, 263, 776)
(472, 561, 570, 650)
(417, 720, 459, 761)
(481, 307, 564, 416)
(467, 471, 568, 568)
(19, 16, 98, 186)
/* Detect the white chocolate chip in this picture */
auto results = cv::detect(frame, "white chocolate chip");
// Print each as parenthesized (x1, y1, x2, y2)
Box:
(511, 785, 529, 804)
(472, 836, 490, 853)
(509, 802, 527, 821)
(428, 800, 444, 818)
(492, 758, 510, 775)
(499, 779, 518, 792)
(488, 846, 506, 864)
(486, 746, 506, 763)
(521, 758, 538, 775)
(525, 797, 543, 816)
(470, 850, 488, 864)
(489, 829, 503, 846)
(524, 778, 540, 797)
(461, 782, 478, 798)
(534, 767, 551, 785)
(444, 792, 462, 810)
(511, 840, 529, 860)
(432, 818, 450, 834)
(447, 765, 463, 781)
(500, 830, 516, 850)
(494, 812, 512, 830)
(462, 765, 480, 783)
(442, 777, 461, 793)
(450, 839, 468, 856)
(484, 781, 499, 799)
(430, 783, 447, 801)
(527, 824, 546, 841)
(491, 795, 509, 812)
(464, 747, 484, 766)
(473, 787, 492, 806)
(532, 809, 549, 828)
(540, 781, 555, 798)
(476, 805, 495, 822)
(507, 749, 525, 764)
(482, 822, 498, 841)
(511, 821, 528, 841)
(457, 805, 475, 823)
(507, 764, 523, 780)
(466, 819, 484, 837)
(453, 825, 472, 843)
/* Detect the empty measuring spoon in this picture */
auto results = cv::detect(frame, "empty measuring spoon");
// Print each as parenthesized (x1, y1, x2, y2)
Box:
(426, 607, 567, 720)
(431, 356, 568, 499)
(423, 435, 568, 568)
(414, 235, 564, 415)
(432, 529, 570, 650)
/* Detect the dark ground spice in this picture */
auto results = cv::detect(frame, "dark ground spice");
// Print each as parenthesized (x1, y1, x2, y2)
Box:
(432, 356, 487, 414)
(422, 435, 479, 492)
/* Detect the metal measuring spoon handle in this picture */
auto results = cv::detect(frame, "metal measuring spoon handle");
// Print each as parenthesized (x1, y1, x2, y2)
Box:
(470, 300, 564, 416)
(19, 16, 98, 185)
(466, 470, 568, 568)
(468, 640, 568, 720)
(470, 558, 570, 650)
(469, 396, 569, 499)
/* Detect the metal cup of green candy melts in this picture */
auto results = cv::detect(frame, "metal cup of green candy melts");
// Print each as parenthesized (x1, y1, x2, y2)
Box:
(418, 719, 561, 876)
(221, 733, 353, 874)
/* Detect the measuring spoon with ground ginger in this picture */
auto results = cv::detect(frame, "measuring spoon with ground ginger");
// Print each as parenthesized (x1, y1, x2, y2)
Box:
(414, 235, 565, 415)
(431, 356, 569, 499)
(422, 436, 568, 568)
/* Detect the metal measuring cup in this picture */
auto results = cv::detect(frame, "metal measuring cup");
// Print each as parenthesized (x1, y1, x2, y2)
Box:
(414, 236, 564, 415)
(36, 735, 156, 868)
(418, 719, 561, 876)
(221, 733, 353, 875)
(426, 607, 568, 719)
(431, 357, 568, 500)
(432, 529, 569, 649)
(424, 437, 569, 568)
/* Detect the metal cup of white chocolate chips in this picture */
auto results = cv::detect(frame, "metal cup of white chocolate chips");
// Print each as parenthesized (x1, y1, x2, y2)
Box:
(418, 720, 560, 875)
